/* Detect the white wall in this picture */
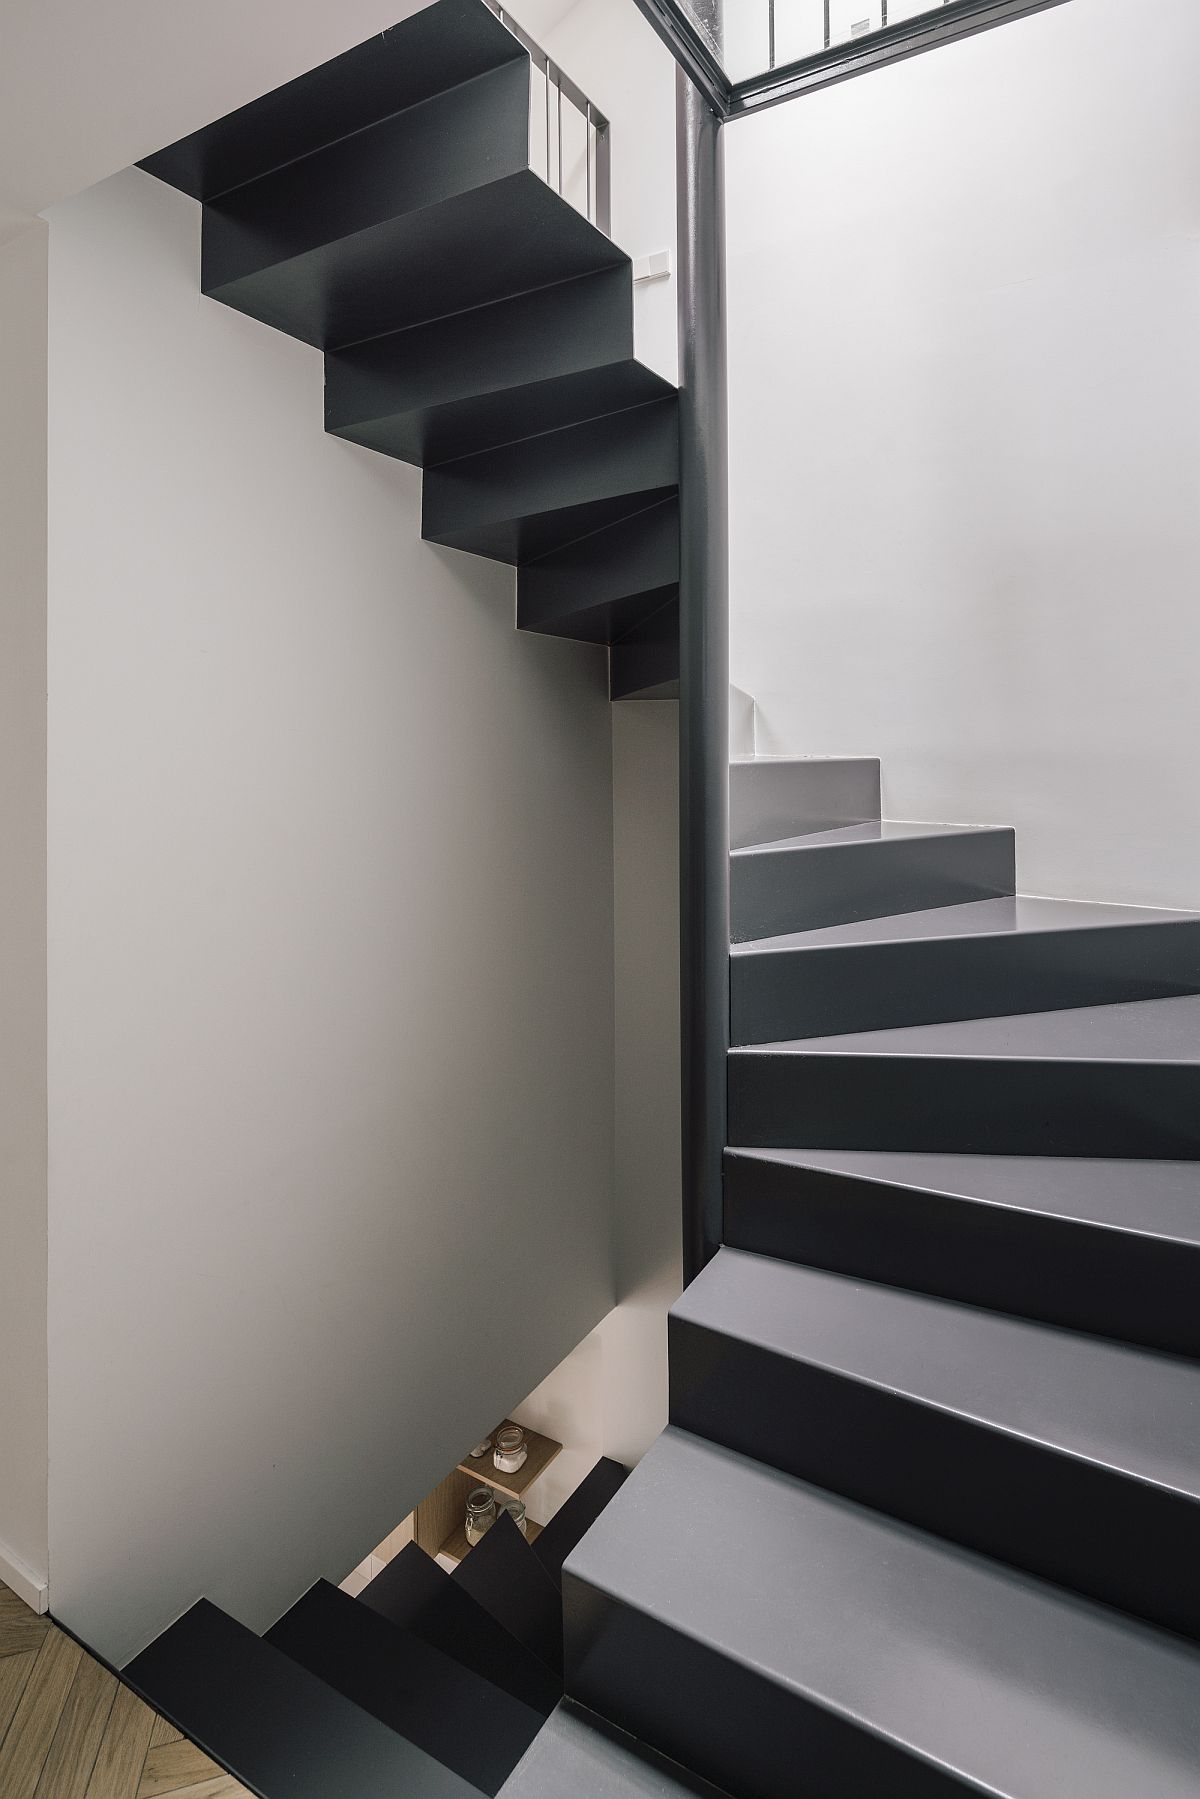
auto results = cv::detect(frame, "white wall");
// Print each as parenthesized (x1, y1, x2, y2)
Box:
(45, 165, 619, 1666)
(536, 0, 679, 382)
(0, 220, 49, 1609)
(727, 0, 1200, 908)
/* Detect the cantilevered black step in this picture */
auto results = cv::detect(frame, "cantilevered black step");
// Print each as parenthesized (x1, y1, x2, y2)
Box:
(518, 499, 678, 645)
(610, 599, 679, 700)
(454, 1512, 564, 1673)
(731, 896, 1200, 1043)
(730, 820, 1015, 943)
(140, 0, 524, 203)
(266, 1578, 543, 1794)
(670, 1248, 1200, 1640)
(723, 1149, 1200, 1357)
(360, 1542, 560, 1715)
(499, 1701, 731, 1796)
(325, 269, 669, 466)
(530, 1459, 628, 1589)
(563, 1428, 1200, 1799)
(729, 756, 880, 851)
(124, 1598, 477, 1798)
(729, 993, 1200, 1157)
(423, 400, 678, 564)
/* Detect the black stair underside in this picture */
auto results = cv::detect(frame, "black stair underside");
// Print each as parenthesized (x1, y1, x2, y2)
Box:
(140, 0, 680, 695)
(562, 1428, 1200, 1799)
(265, 1578, 543, 1794)
(124, 1598, 478, 1798)
(139, 0, 525, 204)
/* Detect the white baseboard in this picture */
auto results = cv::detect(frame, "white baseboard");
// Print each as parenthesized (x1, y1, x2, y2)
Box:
(0, 1539, 48, 1615)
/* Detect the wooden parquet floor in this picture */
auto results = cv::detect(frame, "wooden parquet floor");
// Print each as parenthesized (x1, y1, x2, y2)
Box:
(0, 1585, 252, 1798)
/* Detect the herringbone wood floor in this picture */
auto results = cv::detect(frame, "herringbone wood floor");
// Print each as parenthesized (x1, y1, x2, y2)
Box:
(0, 1584, 252, 1798)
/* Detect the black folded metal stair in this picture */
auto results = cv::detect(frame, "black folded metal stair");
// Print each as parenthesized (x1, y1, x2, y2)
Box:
(140, 0, 679, 701)
(129, 3, 1200, 1788)
(558, 754, 1200, 1798)
(264, 1578, 544, 1794)
(358, 1540, 561, 1715)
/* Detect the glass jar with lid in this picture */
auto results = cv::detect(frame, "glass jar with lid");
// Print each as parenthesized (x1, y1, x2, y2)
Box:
(493, 1425, 528, 1474)
(503, 1499, 528, 1537)
(465, 1486, 498, 1546)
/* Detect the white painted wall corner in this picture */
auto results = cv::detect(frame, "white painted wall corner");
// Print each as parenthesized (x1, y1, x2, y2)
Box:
(0, 1539, 48, 1614)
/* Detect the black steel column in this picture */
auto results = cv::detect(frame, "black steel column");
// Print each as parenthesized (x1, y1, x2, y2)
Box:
(677, 67, 728, 1284)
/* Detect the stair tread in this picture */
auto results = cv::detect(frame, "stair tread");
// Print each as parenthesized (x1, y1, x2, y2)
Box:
(565, 1429, 1200, 1799)
(359, 1542, 560, 1715)
(725, 1149, 1200, 1243)
(739, 991, 1200, 1059)
(675, 1248, 1200, 1499)
(123, 1598, 478, 1798)
(731, 818, 1008, 856)
(732, 893, 1199, 955)
(500, 1703, 729, 1796)
(265, 1579, 542, 1794)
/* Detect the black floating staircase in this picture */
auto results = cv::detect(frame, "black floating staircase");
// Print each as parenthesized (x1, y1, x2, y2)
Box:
(139, 0, 679, 701)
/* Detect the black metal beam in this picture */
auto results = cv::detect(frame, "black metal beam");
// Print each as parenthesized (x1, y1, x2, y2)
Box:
(631, 0, 732, 120)
(633, 0, 1071, 123)
(729, 0, 1072, 115)
(677, 69, 729, 1285)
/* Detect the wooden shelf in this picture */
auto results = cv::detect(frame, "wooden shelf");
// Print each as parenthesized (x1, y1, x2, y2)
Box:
(456, 1422, 562, 1500)
(437, 1516, 543, 1568)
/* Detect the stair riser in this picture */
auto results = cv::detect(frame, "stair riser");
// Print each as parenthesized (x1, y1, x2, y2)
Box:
(205, 169, 626, 351)
(669, 1319, 1200, 1642)
(266, 1583, 541, 1795)
(518, 498, 679, 636)
(325, 267, 635, 460)
(729, 759, 881, 851)
(730, 830, 1016, 943)
(610, 600, 680, 700)
(423, 400, 678, 563)
(728, 1053, 1200, 1157)
(731, 920, 1200, 1044)
(203, 60, 530, 297)
(563, 1574, 979, 1799)
(723, 1154, 1200, 1358)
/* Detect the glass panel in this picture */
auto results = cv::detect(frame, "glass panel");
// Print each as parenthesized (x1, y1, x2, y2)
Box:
(678, 0, 960, 85)
(773, 0, 827, 70)
(828, 0, 884, 46)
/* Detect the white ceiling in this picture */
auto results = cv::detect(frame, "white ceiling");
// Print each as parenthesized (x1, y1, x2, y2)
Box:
(0, 0, 581, 225)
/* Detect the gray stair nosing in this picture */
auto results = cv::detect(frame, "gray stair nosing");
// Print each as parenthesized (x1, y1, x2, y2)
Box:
(731, 912, 1200, 957)
(731, 823, 1013, 860)
(722, 1151, 1200, 1249)
(732, 1044, 1200, 1066)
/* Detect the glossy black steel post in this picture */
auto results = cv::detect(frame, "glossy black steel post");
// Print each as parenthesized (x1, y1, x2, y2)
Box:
(677, 68, 729, 1284)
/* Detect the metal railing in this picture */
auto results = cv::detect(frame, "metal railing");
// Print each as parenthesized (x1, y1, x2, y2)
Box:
(487, 1, 612, 234)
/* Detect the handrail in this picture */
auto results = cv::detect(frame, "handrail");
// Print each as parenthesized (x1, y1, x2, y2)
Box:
(487, 0, 612, 234)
